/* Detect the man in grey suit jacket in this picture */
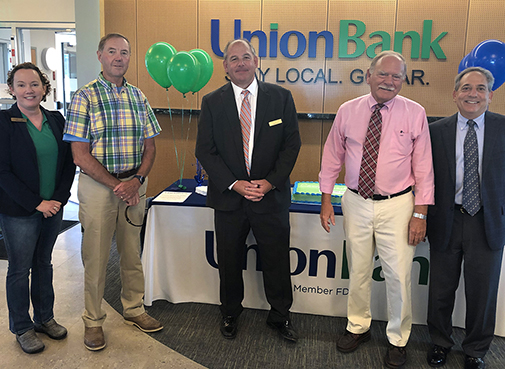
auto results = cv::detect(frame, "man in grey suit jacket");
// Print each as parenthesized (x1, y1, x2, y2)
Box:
(195, 39, 301, 342)
(427, 67, 505, 369)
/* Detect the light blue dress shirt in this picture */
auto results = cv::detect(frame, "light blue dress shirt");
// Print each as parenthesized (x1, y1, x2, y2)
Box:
(454, 112, 485, 204)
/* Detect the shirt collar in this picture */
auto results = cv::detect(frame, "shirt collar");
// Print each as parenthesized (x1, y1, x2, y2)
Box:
(98, 72, 129, 91)
(367, 93, 395, 112)
(231, 78, 258, 99)
(457, 111, 485, 131)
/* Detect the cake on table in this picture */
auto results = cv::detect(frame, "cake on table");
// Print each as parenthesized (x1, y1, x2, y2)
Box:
(291, 181, 347, 205)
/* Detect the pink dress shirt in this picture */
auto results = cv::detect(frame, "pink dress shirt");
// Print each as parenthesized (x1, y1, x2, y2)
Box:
(319, 94, 434, 205)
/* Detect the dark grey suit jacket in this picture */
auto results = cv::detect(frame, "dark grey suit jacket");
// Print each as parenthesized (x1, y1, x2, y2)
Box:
(427, 111, 505, 251)
(195, 81, 301, 214)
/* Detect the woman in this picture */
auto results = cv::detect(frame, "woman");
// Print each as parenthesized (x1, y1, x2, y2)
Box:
(0, 63, 75, 354)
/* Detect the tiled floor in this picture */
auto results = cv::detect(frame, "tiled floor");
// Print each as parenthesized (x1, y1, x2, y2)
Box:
(0, 201, 205, 369)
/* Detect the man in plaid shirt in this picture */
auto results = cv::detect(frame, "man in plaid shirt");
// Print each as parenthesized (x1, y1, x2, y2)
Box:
(64, 33, 162, 351)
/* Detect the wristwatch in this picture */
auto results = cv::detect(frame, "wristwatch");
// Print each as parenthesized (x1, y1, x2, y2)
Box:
(412, 212, 427, 220)
(133, 174, 145, 185)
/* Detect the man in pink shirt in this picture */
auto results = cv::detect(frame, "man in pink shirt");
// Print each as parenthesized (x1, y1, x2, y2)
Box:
(319, 50, 434, 368)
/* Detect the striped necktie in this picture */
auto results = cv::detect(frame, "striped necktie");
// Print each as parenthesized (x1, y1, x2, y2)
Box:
(240, 90, 252, 175)
(358, 103, 384, 199)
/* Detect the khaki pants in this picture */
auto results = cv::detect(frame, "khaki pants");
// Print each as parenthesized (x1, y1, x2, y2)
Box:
(342, 189, 416, 347)
(78, 172, 147, 327)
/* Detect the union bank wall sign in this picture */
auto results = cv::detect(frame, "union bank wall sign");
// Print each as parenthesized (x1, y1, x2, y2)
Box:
(211, 19, 448, 86)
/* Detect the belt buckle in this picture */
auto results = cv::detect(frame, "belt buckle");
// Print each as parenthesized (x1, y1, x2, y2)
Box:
(460, 206, 465, 214)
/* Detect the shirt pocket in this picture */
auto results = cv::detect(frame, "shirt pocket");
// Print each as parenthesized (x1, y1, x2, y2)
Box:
(387, 130, 413, 157)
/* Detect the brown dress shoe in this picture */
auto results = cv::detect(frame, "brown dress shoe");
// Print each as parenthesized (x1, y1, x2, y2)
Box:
(124, 312, 163, 332)
(84, 326, 106, 351)
(385, 344, 407, 368)
(336, 329, 371, 352)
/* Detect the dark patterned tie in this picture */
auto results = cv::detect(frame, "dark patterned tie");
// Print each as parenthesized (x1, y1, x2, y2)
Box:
(240, 90, 252, 175)
(462, 120, 481, 216)
(358, 104, 384, 199)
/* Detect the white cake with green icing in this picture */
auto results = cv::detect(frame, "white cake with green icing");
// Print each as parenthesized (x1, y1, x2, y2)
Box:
(292, 181, 347, 205)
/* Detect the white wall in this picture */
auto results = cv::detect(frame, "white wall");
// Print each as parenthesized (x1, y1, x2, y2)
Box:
(74, 0, 101, 88)
(0, 0, 74, 22)
(29, 30, 58, 109)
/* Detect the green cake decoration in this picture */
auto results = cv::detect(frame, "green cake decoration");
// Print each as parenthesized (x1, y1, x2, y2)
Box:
(292, 181, 347, 205)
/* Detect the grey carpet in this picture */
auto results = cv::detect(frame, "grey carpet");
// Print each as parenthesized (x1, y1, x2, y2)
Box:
(104, 242, 505, 369)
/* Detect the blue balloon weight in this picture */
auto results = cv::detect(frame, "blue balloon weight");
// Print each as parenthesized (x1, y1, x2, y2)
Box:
(468, 39, 505, 90)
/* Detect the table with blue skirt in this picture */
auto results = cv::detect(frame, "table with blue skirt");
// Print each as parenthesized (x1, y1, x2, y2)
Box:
(141, 179, 505, 336)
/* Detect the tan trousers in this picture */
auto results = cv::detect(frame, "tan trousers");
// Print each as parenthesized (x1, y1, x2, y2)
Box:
(341, 189, 416, 347)
(78, 172, 147, 327)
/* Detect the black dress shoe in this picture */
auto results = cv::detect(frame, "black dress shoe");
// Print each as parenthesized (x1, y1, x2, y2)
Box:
(427, 345, 451, 367)
(220, 316, 237, 339)
(336, 329, 371, 353)
(267, 320, 298, 343)
(465, 355, 485, 369)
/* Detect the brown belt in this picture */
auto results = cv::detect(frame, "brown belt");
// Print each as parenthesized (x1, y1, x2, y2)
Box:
(349, 186, 412, 201)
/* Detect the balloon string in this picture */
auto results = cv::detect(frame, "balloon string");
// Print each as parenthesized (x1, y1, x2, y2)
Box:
(168, 89, 182, 182)
(179, 94, 193, 184)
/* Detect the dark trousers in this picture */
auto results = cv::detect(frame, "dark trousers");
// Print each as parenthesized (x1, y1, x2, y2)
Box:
(428, 207, 504, 357)
(214, 205, 293, 323)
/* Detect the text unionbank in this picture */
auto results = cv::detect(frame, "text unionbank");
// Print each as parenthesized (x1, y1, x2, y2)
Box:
(211, 19, 447, 60)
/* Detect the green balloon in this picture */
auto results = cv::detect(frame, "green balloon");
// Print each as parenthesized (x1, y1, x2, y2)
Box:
(145, 42, 176, 89)
(168, 51, 200, 95)
(189, 49, 214, 93)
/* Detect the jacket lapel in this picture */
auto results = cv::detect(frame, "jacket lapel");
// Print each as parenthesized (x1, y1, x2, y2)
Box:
(441, 114, 457, 184)
(254, 81, 270, 141)
(482, 111, 498, 179)
(221, 83, 247, 167)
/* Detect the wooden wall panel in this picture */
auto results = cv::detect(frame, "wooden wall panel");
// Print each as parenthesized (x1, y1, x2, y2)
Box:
(396, 0, 469, 117)
(198, 0, 262, 100)
(324, 0, 397, 114)
(148, 114, 199, 196)
(102, 0, 505, 193)
(261, 0, 327, 113)
(104, 0, 138, 86)
(466, 0, 505, 114)
(137, 0, 198, 109)
(291, 119, 324, 182)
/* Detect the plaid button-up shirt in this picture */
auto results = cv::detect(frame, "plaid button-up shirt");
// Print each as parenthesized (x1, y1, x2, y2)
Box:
(64, 73, 161, 173)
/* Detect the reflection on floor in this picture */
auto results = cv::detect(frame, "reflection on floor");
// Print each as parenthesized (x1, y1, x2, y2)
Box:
(0, 201, 205, 369)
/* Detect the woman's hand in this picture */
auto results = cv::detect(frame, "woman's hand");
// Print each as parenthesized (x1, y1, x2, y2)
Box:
(36, 200, 62, 218)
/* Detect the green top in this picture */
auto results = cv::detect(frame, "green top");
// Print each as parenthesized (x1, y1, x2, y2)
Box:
(24, 112, 58, 200)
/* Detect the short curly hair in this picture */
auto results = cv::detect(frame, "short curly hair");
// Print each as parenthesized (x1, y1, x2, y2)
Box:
(6, 62, 52, 102)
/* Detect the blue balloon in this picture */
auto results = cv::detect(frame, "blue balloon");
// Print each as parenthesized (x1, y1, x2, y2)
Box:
(468, 39, 505, 90)
(458, 53, 472, 73)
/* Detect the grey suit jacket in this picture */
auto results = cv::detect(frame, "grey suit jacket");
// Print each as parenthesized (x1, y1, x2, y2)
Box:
(427, 111, 505, 251)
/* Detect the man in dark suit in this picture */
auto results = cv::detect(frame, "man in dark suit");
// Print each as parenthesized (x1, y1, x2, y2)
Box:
(427, 67, 505, 369)
(195, 39, 301, 342)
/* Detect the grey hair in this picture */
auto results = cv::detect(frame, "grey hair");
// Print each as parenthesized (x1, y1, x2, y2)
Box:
(369, 50, 407, 78)
(455, 67, 494, 91)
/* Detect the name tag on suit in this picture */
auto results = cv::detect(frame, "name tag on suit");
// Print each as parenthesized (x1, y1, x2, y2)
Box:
(269, 119, 282, 127)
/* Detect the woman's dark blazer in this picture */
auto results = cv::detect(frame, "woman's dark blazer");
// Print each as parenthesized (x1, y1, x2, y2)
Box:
(0, 103, 75, 216)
